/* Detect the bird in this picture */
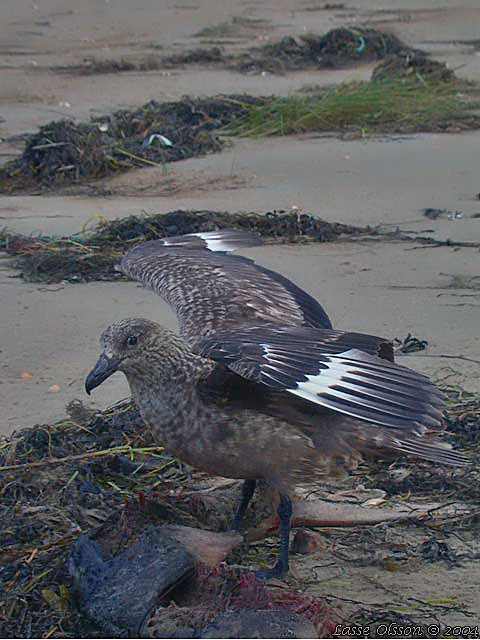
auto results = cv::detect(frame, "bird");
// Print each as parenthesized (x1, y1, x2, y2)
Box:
(85, 228, 468, 579)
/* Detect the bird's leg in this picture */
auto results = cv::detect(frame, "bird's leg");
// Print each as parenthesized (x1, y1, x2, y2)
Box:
(255, 493, 292, 580)
(230, 479, 257, 531)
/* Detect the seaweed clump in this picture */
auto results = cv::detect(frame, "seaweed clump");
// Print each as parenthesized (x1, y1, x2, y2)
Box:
(161, 46, 227, 68)
(0, 209, 368, 284)
(0, 399, 181, 638)
(58, 27, 419, 77)
(229, 73, 479, 138)
(233, 27, 414, 74)
(372, 50, 455, 82)
(0, 96, 260, 192)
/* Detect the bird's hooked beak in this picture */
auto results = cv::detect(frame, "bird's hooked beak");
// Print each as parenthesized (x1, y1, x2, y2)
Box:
(85, 353, 120, 395)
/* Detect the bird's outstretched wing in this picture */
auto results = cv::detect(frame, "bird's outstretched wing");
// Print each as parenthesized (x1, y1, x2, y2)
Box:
(195, 324, 445, 431)
(120, 229, 332, 339)
(196, 324, 469, 467)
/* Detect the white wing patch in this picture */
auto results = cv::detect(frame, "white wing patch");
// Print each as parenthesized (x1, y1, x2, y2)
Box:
(285, 349, 444, 428)
(161, 230, 258, 253)
(197, 232, 237, 253)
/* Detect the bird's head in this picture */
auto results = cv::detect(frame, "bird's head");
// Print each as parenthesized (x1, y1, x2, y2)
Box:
(85, 317, 181, 394)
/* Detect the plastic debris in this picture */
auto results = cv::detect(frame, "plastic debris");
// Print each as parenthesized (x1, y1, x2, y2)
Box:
(356, 35, 366, 53)
(448, 211, 463, 219)
(143, 133, 173, 148)
(423, 208, 464, 220)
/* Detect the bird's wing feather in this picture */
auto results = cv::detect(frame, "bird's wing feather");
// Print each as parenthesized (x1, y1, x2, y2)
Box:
(120, 229, 332, 339)
(195, 324, 445, 432)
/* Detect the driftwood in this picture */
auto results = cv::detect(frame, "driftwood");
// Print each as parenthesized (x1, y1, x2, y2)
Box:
(169, 479, 439, 542)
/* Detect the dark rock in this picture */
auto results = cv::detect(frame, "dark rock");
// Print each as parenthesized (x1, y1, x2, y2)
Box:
(68, 526, 194, 636)
(200, 609, 318, 638)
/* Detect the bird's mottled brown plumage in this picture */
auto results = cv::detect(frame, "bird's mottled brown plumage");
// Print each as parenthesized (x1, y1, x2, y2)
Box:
(120, 230, 332, 339)
(86, 229, 468, 577)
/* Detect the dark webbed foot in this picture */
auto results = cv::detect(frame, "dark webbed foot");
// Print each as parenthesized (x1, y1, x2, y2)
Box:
(230, 479, 256, 532)
(255, 493, 292, 580)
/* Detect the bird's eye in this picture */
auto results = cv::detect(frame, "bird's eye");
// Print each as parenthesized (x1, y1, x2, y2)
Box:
(126, 335, 138, 347)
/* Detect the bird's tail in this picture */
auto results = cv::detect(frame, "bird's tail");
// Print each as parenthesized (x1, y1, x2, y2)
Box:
(318, 414, 471, 468)
(387, 436, 469, 467)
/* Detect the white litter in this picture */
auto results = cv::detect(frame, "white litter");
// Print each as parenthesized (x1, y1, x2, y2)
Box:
(143, 133, 173, 148)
